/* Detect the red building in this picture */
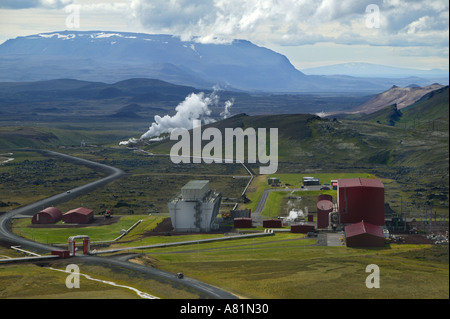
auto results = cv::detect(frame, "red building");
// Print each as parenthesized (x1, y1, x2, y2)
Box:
(344, 221, 385, 247)
(32, 207, 62, 224)
(62, 207, 94, 224)
(234, 217, 252, 228)
(291, 223, 315, 233)
(263, 219, 282, 228)
(338, 178, 384, 226)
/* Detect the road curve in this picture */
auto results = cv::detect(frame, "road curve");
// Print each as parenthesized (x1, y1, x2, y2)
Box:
(0, 149, 126, 253)
(82, 254, 238, 299)
(0, 149, 238, 299)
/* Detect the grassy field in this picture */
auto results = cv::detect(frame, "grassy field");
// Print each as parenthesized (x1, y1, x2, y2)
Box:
(131, 235, 449, 299)
(0, 122, 447, 299)
(3, 214, 449, 299)
(11, 215, 155, 244)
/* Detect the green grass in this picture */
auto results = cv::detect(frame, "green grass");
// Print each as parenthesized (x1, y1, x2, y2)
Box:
(267, 172, 376, 186)
(261, 191, 289, 218)
(11, 215, 155, 244)
(134, 240, 449, 299)
(4, 215, 449, 299)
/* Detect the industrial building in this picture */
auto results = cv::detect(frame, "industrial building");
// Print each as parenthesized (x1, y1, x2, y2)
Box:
(338, 178, 385, 226)
(234, 217, 252, 228)
(263, 219, 282, 228)
(32, 207, 62, 224)
(168, 180, 222, 232)
(331, 180, 338, 190)
(302, 176, 320, 186)
(344, 221, 386, 247)
(291, 223, 315, 233)
(62, 207, 94, 224)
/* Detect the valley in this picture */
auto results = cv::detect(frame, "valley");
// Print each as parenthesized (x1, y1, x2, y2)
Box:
(0, 51, 448, 303)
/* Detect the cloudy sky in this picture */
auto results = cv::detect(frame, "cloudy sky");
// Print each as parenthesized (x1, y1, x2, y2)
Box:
(0, 0, 448, 70)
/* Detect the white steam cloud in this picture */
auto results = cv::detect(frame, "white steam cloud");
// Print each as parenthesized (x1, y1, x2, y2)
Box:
(119, 89, 233, 145)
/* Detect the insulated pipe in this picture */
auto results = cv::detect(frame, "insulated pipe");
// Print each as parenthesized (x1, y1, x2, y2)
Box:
(68, 235, 90, 256)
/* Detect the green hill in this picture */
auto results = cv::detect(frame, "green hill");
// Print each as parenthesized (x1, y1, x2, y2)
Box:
(357, 85, 449, 130)
(398, 85, 449, 130)
(358, 103, 403, 126)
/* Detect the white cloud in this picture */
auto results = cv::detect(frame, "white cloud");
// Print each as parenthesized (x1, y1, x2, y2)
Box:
(0, 0, 73, 9)
(126, 0, 448, 48)
(0, 0, 447, 70)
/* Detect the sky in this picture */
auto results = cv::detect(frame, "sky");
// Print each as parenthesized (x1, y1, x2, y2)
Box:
(0, 0, 448, 71)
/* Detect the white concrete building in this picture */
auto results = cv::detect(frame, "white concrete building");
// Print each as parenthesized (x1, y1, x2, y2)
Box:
(168, 180, 222, 232)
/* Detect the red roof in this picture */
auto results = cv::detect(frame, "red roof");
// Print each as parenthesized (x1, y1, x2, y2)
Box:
(40, 207, 62, 218)
(345, 221, 384, 238)
(338, 178, 383, 188)
(65, 207, 93, 216)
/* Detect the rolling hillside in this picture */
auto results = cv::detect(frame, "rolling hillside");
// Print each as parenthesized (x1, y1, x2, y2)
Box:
(357, 85, 449, 129)
(352, 83, 445, 114)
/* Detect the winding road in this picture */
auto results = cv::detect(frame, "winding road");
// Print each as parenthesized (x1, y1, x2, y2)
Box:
(0, 149, 237, 299)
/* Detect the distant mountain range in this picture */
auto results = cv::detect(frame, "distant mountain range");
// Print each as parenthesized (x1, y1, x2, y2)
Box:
(0, 31, 445, 93)
(302, 62, 449, 82)
(0, 78, 374, 121)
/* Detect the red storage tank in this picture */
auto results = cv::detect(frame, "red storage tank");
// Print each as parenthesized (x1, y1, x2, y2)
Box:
(318, 194, 333, 202)
(234, 217, 252, 228)
(344, 221, 385, 247)
(62, 207, 94, 224)
(263, 219, 282, 228)
(317, 200, 333, 229)
(338, 178, 385, 226)
(291, 223, 315, 233)
(32, 207, 62, 224)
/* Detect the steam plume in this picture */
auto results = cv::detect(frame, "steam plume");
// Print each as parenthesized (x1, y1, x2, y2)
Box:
(119, 89, 233, 145)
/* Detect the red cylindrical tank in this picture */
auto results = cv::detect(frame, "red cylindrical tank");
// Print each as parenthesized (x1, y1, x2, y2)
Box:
(318, 194, 333, 202)
(317, 200, 333, 228)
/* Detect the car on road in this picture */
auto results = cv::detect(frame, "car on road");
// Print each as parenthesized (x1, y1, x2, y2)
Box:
(177, 272, 184, 279)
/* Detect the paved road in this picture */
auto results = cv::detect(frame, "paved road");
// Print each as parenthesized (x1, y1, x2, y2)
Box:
(81, 254, 238, 299)
(0, 149, 126, 253)
(0, 149, 238, 299)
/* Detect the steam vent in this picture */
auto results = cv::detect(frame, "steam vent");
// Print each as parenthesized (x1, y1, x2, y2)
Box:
(168, 180, 222, 232)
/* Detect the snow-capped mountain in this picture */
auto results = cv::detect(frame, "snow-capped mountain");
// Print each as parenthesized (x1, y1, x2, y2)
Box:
(0, 31, 306, 91)
(0, 31, 443, 92)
